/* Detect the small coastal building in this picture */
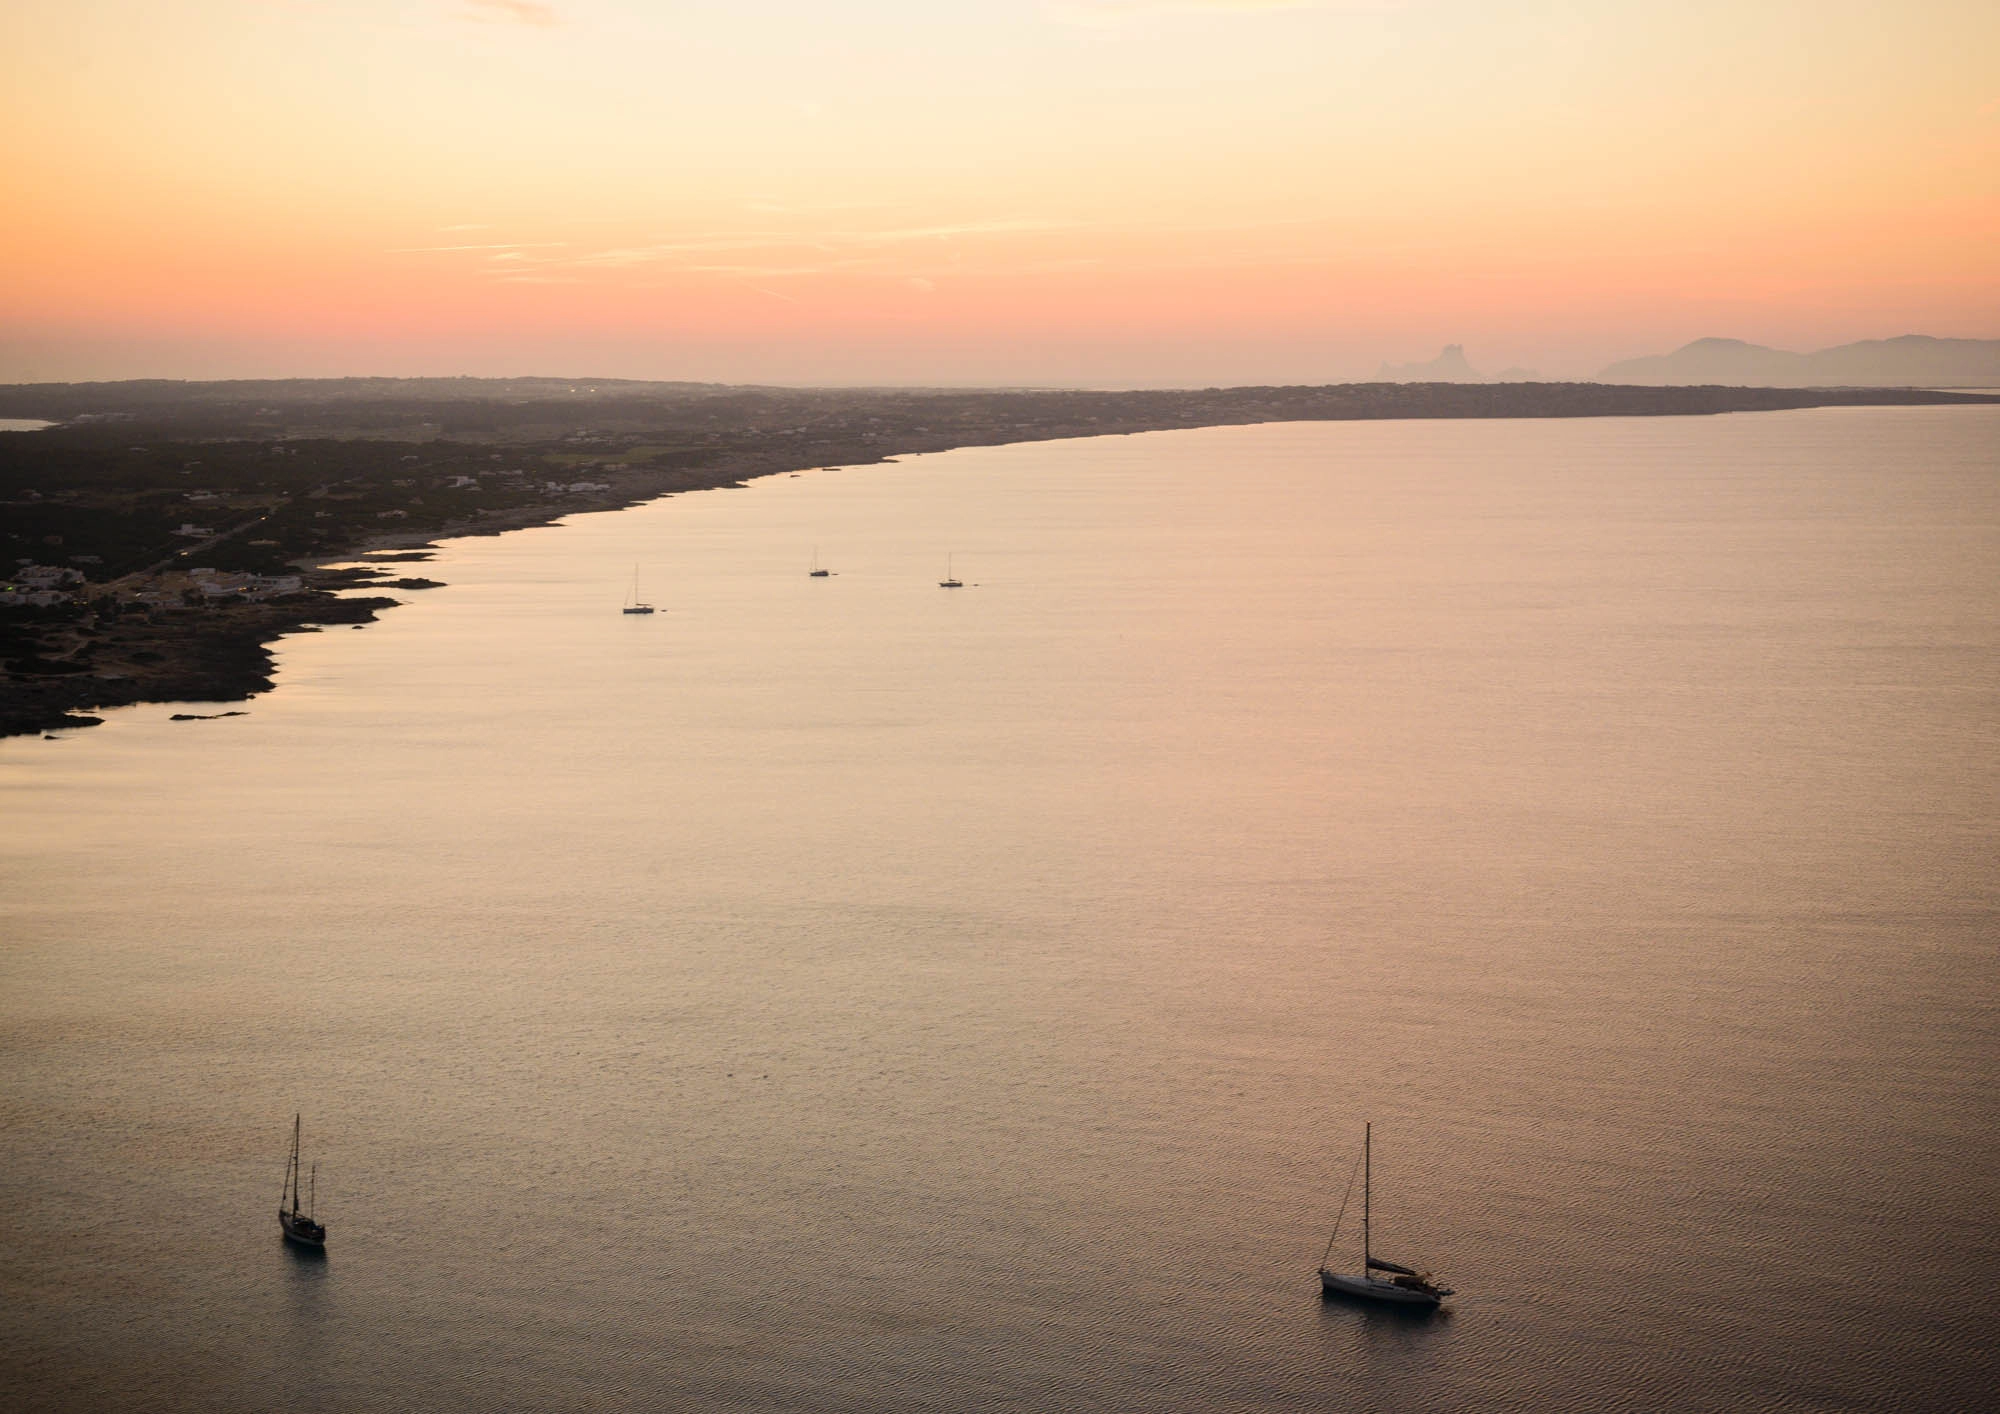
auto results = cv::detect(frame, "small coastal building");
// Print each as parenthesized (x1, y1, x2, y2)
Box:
(15, 564, 85, 588)
(188, 568, 251, 598)
(4, 588, 72, 608)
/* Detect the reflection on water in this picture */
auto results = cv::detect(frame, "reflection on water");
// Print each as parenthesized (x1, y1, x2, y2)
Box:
(1318, 1291, 1450, 1325)
(1, 408, 1995, 1412)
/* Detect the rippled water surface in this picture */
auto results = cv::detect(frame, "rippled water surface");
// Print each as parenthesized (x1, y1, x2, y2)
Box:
(3, 409, 1996, 1411)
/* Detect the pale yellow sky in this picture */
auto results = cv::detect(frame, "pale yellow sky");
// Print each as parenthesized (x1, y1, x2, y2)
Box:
(2, 0, 1994, 383)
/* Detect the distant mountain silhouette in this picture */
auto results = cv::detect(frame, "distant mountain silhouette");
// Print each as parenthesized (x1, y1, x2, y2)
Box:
(1600, 335, 2000, 388)
(1377, 344, 1482, 382)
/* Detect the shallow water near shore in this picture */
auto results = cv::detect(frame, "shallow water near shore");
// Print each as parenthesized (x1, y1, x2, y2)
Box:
(3, 408, 1997, 1411)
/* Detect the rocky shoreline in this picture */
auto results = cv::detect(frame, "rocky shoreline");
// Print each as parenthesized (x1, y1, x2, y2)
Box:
(4, 590, 401, 738)
(1, 431, 970, 738)
(0, 456, 778, 738)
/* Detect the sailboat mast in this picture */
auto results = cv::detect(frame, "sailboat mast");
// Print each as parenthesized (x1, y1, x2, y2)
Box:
(291, 1114, 302, 1217)
(309, 1163, 316, 1221)
(1363, 1121, 1371, 1272)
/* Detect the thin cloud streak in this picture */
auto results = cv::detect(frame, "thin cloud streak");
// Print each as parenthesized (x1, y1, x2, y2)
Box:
(841, 219, 1073, 246)
(1045, 0, 1391, 25)
(385, 213, 1368, 286)
(458, 0, 561, 27)
(390, 242, 571, 254)
(392, 219, 1083, 278)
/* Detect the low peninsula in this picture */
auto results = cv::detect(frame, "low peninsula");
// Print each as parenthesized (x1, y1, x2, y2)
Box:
(4, 377, 1994, 739)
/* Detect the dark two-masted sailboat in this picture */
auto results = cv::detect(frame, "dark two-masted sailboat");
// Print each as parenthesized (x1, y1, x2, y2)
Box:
(278, 1113, 327, 1248)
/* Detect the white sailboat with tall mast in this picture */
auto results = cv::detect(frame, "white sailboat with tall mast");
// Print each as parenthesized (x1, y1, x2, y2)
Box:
(1317, 1122, 1451, 1306)
(622, 564, 656, 614)
(278, 1113, 327, 1248)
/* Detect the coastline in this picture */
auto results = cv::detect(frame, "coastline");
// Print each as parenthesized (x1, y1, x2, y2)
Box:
(2, 437, 941, 739)
(2, 448, 816, 739)
(5, 380, 1996, 741)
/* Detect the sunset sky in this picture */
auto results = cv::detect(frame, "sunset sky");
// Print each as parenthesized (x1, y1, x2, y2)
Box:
(3, 0, 1994, 386)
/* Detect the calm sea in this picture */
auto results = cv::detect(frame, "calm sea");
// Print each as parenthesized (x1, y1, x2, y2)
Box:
(3, 409, 1995, 1412)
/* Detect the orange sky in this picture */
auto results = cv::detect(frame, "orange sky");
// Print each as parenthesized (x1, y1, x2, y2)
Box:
(2, 0, 1994, 385)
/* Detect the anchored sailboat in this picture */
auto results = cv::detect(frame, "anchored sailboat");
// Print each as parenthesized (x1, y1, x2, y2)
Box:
(1317, 1123, 1451, 1306)
(809, 547, 830, 578)
(939, 554, 963, 588)
(278, 1113, 327, 1248)
(622, 565, 656, 614)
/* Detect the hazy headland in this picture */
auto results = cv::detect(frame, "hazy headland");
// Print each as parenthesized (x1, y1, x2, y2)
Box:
(1371, 334, 2000, 387)
(1599, 335, 2000, 388)
(3, 376, 1995, 740)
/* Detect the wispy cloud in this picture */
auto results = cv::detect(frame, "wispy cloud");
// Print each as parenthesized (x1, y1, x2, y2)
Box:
(1062, 0, 1323, 8)
(385, 213, 1359, 286)
(388, 218, 1081, 280)
(389, 241, 571, 254)
(680, 264, 871, 277)
(1046, 0, 1393, 23)
(842, 218, 1072, 246)
(459, 0, 560, 27)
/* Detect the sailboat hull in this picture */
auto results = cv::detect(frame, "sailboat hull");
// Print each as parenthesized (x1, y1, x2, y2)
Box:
(1319, 1269, 1441, 1306)
(279, 1209, 326, 1247)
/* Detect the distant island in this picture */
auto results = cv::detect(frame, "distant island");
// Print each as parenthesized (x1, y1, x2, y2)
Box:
(1370, 334, 1998, 387)
(1598, 335, 2000, 388)
(1377, 345, 1486, 383)
(4, 377, 1996, 739)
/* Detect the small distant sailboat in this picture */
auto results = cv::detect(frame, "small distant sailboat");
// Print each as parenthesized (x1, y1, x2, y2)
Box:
(1317, 1123, 1451, 1307)
(809, 547, 830, 578)
(939, 554, 963, 588)
(622, 564, 656, 614)
(278, 1113, 327, 1249)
